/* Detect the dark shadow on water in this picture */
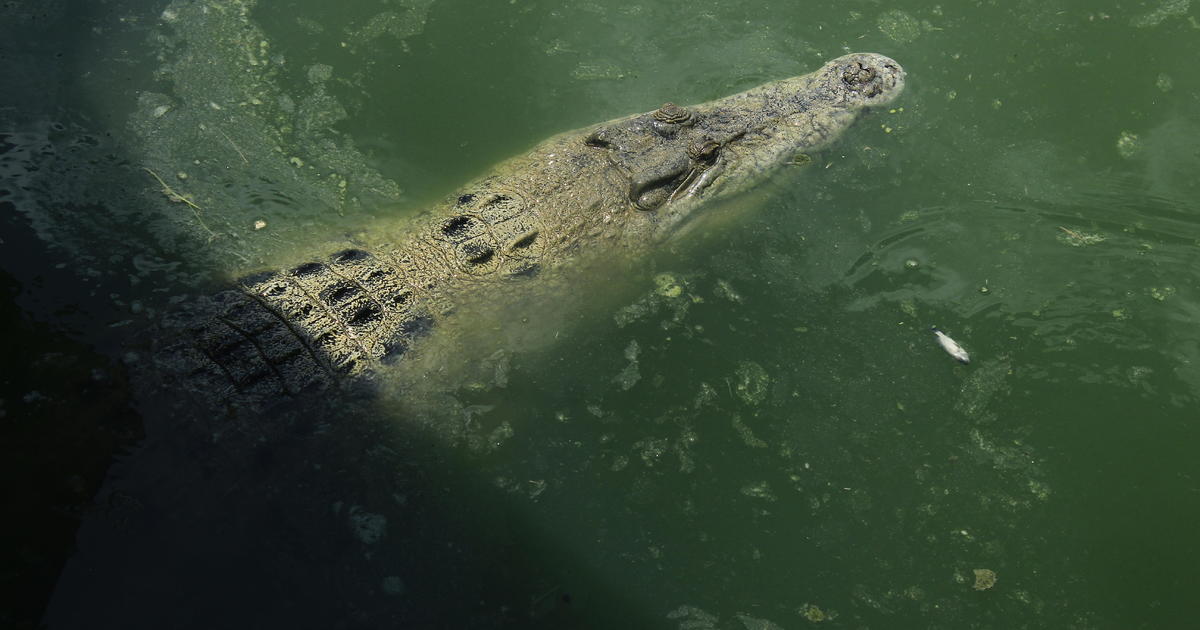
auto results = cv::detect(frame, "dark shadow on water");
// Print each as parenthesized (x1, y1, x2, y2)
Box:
(45, 390, 661, 629)
(0, 2, 660, 628)
(0, 264, 143, 630)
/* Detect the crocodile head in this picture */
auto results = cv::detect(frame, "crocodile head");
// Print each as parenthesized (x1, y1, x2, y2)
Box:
(583, 53, 905, 239)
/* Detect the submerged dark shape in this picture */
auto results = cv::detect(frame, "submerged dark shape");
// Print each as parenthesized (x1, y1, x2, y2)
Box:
(153, 53, 905, 409)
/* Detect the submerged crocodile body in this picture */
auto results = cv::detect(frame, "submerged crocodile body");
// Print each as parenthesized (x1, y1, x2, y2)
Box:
(154, 53, 905, 409)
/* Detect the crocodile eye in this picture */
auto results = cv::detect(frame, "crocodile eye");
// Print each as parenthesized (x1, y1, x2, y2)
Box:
(653, 102, 694, 125)
(688, 139, 720, 163)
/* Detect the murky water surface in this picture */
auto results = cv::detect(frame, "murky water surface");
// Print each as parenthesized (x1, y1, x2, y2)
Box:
(4, 0, 1200, 628)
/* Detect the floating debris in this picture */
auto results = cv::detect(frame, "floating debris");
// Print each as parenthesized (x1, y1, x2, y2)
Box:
(714, 279, 743, 303)
(798, 603, 832, 622)
(654, 272, 684, 298)
(487, 421, 514, 450)
(1028, 479, 1052, 501)
(877, 9, 922, 42)
(973, 568, 998, 591)
(1057, 226, 1105, 247)
(1149, 286, 1176, 302)
(216, 127, 249, 164)
(1130, 0, 1190, 27)
(634, 437, 669, 467)
(932, 327, 970, 364)
(735, 613, 785, 630)
(740, 481, 776, 502)
(143, 167, 216, 242)
(1116, 130, 1142, 158)
(613, 339, 641, 390)
(667, 604, 718, 628)
(731, 414, 767, 448)
(732, 361, 771, 405)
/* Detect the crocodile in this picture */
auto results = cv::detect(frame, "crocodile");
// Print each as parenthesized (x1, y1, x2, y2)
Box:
(153, 53, 905, 411)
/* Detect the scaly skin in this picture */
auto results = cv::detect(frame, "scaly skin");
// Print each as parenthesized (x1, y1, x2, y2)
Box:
(154, 53, 905, 407)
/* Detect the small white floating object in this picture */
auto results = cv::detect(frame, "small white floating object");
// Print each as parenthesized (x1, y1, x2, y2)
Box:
(931, 327, 970, 364)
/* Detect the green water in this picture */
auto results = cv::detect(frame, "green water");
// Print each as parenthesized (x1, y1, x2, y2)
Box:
(5, 0, 1200, 628)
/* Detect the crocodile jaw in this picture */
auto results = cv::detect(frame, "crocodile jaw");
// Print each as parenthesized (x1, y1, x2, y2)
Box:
(656, 53, 905, 235)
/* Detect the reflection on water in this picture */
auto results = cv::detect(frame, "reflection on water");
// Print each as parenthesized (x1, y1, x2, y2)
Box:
(4, 0, 1200, 628)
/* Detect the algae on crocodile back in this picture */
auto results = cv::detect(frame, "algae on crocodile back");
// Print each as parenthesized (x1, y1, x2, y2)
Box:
(150, 53, 905, 420)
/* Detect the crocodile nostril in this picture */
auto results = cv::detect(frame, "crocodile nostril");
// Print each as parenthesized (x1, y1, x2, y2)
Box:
(841, 62, 877, 86)
(584, 132, 611, 148)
